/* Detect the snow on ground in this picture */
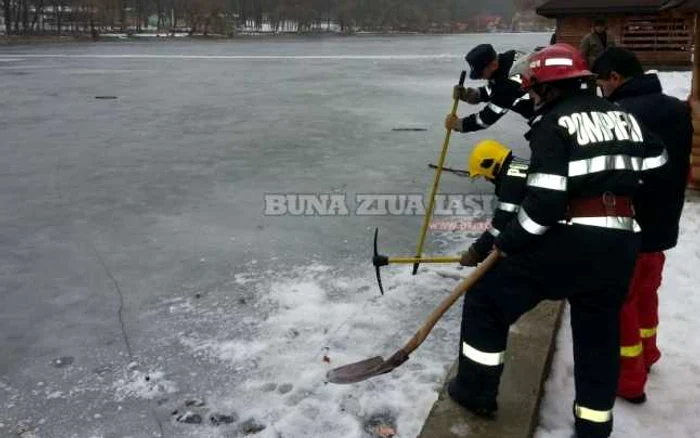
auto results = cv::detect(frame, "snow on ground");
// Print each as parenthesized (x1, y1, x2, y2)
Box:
(535, 72, 700, 438)
(164, 236, 478, 438)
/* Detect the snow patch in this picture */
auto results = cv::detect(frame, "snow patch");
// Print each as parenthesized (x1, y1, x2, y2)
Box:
(181, 337, 268, 364)
(46, 391, 63, 400)
(112, 369, 177, 401)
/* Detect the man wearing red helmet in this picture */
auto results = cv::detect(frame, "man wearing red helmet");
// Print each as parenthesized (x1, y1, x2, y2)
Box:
(449, 44, 669, 438)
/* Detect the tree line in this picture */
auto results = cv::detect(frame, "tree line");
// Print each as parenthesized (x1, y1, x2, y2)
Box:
(1, 0, 519, 36)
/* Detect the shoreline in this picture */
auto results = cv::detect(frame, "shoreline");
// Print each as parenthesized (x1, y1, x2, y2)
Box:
(1, 30, 551, 45)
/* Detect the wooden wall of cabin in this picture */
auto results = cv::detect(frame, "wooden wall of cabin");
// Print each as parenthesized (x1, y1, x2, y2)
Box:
(691, 13, 700, 190)
(554, 12, 694, 69)
(690, 99, 700, 189)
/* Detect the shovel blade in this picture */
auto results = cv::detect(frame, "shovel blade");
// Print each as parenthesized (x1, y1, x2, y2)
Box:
(327, 356, 386, 384)
(326, 351, 410, 384)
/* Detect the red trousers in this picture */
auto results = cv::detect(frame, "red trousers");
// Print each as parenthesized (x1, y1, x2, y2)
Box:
(618, 252, 665, 398)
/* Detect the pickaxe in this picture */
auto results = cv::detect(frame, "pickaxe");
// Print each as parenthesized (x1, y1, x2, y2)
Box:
(372, 228, 461, 295)
(427, 163, 471, 178)
(328, 250, 500, 384)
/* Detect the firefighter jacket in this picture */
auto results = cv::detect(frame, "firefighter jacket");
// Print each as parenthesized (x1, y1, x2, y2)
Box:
(472, 155, 529, 259)
(461, 50, 535, 133)
(494, 92, 670, 256)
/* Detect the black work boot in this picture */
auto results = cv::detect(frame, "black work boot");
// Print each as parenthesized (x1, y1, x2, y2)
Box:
(447, 378, 498, 419)
(574, 416, 613, 438)
(619, 393, 647, 404)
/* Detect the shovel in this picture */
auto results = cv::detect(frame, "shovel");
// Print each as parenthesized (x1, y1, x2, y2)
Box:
(327, 250, 499, 384)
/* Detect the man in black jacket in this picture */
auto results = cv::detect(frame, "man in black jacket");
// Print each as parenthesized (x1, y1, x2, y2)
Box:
(458, 139, 529, 266)
(445, 44, 534, 133)
(592, 47, 692, 404)
(449, 44, 669, 438)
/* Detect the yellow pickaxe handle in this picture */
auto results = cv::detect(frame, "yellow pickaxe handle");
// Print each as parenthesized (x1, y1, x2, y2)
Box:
(412, 70, 467, 275)
(389, 256, 462, 264)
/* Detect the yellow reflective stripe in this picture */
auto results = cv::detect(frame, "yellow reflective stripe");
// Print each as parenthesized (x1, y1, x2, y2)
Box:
(575, 404, 612, 423)
(462, 342, 505, 366)
(563, 216, 641, 232)
(497, 202, 520, 213)
(488, 103, 508, 114)
(642, 149, 669, 171)
(640, 327, 657, 338)
(527, 172, 568, 191)
(620, 343, 643, 358)
(518, 208, 549, 235)
(568, 154, 642, 177)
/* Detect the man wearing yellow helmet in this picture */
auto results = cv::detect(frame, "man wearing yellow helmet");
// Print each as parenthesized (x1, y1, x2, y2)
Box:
(459, 140, 529, 266)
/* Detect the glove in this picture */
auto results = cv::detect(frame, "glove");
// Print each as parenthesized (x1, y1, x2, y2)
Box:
(445, 114, 463, 132)
(459, 246, 483, 267)
(464, 87, 482, 104)
(453, 86, 481, 104)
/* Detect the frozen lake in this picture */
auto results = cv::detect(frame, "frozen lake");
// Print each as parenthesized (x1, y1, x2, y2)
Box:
(0, 34, 549, 437)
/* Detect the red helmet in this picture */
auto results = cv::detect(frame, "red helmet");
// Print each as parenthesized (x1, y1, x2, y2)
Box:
(522, 44, 592, 90)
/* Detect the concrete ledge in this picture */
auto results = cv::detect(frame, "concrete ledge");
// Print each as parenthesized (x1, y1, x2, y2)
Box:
(418, 300, 564, 438)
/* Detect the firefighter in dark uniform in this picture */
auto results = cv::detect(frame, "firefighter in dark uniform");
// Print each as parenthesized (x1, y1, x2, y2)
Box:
(447, 44, 669, 438)
(458, 139, 529, 267)
(445, 44, 534, 133)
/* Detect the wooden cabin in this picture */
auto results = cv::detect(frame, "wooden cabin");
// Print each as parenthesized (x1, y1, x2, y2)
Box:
(537, 0, 700, 188)
(537, 0, 694, 68)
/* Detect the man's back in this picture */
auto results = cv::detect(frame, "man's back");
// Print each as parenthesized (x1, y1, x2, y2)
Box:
(609, 73, 692, 251)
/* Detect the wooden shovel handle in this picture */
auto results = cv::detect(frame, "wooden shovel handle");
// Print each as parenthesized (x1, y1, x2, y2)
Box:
(401, 250, 500, 355)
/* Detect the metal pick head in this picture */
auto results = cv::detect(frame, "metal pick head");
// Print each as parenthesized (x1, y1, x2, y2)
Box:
(373, 228, 386, 295)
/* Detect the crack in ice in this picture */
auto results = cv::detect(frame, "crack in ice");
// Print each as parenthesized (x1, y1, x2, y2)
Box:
(92, 244, 134, 359)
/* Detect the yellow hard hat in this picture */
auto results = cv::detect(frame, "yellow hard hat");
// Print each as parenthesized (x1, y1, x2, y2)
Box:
(468, 139, 511, 180)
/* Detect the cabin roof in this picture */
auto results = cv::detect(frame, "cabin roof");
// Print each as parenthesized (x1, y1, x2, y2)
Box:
(536, 0, 690, 17)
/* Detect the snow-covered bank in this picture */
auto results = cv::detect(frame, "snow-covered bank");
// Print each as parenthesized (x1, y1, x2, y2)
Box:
(535, 72, 700, 438)
(165, 254, 477, 437)
(536, 200, 700, 438)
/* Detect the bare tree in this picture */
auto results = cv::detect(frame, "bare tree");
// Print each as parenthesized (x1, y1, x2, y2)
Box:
(0, 0, 530, 37)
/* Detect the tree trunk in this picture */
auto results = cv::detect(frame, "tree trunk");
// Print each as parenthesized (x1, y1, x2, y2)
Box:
(21, 0, 28, 33)
(56, 4, 62, 36)
(31, 0, 42, 32)
(134, 0, 140, 31)
(119, 0, 125, 31)
(3, 0, 11, 35)
(13, 0, 20, 33)
(156, 0, 163, 30)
